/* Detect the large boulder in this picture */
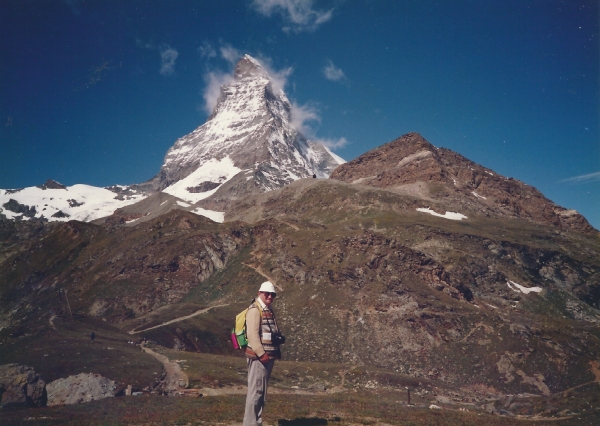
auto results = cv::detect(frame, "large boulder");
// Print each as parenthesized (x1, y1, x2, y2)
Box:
(46, 373, 116, 406)
(0, 364, 47, 408)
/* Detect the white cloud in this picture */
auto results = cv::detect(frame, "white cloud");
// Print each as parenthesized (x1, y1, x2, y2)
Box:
(290, 102, 348, 150)
(290, 101, 320, 135)
(251, 0, 333, 32)
(314, 137, 348, 149)
(220, 45, 242, 65)
(323, 60, 345, 81)
(198, 41, 217, 58)
(256, 56, 293, 95)
(203, 71, 234, 114)
(561, 170, 600, 183)
(159, 44, 178, 75)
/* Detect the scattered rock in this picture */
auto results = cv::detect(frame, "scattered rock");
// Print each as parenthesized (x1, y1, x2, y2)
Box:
(483, 403, 500, 415)
(308, 383, 326, 392)
(46, 373, 116, 406)
(0, 364, 47, 408)
(173, 338, 186, 351)
(435, 395, 451, 404)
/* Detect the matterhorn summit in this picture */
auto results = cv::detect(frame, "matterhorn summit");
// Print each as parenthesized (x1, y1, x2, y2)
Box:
(0, 55, 344, 224)
(146, 54, 345, 208)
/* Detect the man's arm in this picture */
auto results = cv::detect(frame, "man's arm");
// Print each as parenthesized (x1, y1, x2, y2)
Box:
(246, 307, 265, 358)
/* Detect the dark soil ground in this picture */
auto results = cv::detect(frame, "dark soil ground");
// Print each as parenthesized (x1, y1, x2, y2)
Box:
(1, 390, 599, 425)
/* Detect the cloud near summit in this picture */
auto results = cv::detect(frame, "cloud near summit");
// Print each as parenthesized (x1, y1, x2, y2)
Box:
(201, 47, 347, 150)
(201, 48, 292, 114)
(251, 0, 333, 32)
(159, 44, 178, 75)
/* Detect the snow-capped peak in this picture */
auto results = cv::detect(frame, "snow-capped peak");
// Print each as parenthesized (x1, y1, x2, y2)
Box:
(0, 55, 345, 224)
(151, 54, 344, 201)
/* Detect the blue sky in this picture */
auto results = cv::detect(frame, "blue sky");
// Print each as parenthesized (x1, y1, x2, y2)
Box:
(1, 0, 598, 229)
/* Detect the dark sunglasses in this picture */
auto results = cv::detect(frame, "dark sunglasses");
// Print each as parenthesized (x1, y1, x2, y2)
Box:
(261, 292, 276, 298)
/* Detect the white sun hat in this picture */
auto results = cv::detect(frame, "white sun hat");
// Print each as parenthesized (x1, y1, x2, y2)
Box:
(258, 281, 276, 293)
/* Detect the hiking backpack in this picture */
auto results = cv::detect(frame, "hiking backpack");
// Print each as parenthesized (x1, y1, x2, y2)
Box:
(231, 301, 262, 350)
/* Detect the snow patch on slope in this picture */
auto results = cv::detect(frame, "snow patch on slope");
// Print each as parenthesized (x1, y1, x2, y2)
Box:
(507, 280, 542, 294)
(162, 156, 241, 204)
(191, 207, 224, 223)
(398, 150, 432, 168)
(416, 207, 468, 221)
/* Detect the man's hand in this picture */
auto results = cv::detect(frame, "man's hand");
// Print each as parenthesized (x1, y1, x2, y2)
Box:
(258, 353, 270, 364)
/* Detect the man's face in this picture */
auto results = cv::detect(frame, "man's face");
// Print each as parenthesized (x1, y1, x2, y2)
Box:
(258, 291, 276, 306)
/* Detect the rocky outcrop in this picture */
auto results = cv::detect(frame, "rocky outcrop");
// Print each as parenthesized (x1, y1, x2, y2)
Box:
(0, 364, 47, 407)
(46, 373, 116, 406)
(38, 179, 67, 190)
(330, 133, 597, 235)
(2, 199, 37, 218)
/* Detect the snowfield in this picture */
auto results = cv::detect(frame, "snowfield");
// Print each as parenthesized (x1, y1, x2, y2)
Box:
(0, 185, 147, 222)
(162, 156, 242, 204)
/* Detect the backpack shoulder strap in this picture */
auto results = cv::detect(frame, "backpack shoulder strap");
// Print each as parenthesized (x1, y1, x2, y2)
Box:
(249, 299, 263, 314)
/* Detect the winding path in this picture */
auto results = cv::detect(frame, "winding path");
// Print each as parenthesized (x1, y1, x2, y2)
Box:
(141, 345, 189, 394)
(129, 304, 229, 335)
(242, 262, 283, 292)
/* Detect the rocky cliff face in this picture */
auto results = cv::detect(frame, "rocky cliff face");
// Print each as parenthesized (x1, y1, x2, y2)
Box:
(330, 133, 597, 235)
(0, 364, 46, 408)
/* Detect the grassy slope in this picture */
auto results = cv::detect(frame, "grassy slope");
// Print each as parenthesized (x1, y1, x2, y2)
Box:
(0, 315, 162, 391)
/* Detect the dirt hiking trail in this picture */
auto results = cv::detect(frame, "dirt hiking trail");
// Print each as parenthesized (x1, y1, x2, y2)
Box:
(129, 303, 229, 335)
(141, 345, 188, 394)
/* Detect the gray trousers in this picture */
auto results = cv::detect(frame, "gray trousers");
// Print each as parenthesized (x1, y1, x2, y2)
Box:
(243, 357, 275, 426)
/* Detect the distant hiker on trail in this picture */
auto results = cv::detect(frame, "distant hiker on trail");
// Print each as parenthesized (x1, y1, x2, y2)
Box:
(90, 332, 95, 342)
(243, 281, 285, 426)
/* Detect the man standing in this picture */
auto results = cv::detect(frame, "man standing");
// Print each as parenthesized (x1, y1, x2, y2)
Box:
(243, 281, 282, 426)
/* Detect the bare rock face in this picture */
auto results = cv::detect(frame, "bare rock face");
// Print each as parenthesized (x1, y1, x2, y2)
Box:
(330, 132, 597, 234)
(46, 373, 116, 406)
(0, 364, 47, 407)
(37, 179, 67, 190)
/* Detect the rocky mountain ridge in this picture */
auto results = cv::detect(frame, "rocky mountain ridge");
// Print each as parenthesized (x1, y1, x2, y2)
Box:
(330, 133, 597, 235)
